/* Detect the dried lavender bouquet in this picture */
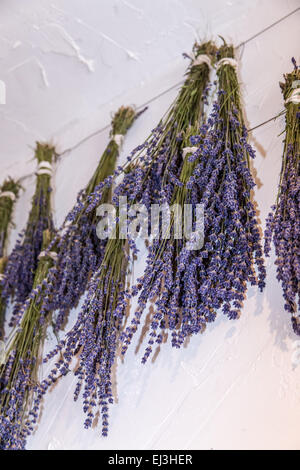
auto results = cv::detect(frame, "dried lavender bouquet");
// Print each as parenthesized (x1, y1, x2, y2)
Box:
(121, 42, 266, 360)
(26, 41, 216, 437)
(0, 178, 20, 338)
(28, 106, 137, 333)
(265, 61, 300, 334)
(1, 143, 56, 326)
(0, 230, 57, 450)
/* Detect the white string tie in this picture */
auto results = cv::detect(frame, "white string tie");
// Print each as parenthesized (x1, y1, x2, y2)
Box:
(0, 191, 16, 201)
(36, 169, 52, 176)
(113, 134, 124, 147)
(285, 88, 300, 105)
(192, 54, 211, 68)
(37, 161, 53, 176)
(216, 58, 238, 70)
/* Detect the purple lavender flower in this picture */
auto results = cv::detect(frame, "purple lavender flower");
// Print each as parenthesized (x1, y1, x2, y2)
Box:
(265, 65, 300, 334)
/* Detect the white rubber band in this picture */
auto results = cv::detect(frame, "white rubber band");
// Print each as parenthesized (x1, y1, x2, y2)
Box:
(38, 250, 58, 261)
(36, 169, 52, 176)
(285, 88, 300, 105)
(38, 161, 53, 171)
(0, 191, 16, 201)
(0, 274, 5, 281)
(192, 54, 211, 68)
(37, 160, 53, 176)
(113, 134, 124, 147)
(182, 146, 199, 158)
(216, 58, 238, 70)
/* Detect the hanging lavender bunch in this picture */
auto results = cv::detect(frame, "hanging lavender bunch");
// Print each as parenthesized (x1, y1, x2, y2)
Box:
(0, 230, 57, 450)
(265, 61, 300, 334)
(121, 42, 266, 361)
(25, 41, 217, 438)
(1, 144, 56, 325)
(0, 178, 20, 338)
(28, 107, 137, 333)
(0, 107, 138, 449)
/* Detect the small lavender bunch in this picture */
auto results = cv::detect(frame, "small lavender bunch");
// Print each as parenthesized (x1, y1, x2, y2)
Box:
(0, 178, 20, 338)
(32, 107, 137, 333)
(265, 62, 300, 334)
(0, 230, 58, 450)
(1, 144, 56, 325)
(25, 42, 216, 438)
(121, 42, 266, 360)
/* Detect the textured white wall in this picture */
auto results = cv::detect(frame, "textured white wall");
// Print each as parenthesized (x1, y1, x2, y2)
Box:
(0, 0, 300, 450)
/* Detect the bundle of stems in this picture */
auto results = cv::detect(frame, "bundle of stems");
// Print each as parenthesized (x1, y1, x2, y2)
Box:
(0, 230, 57, 449)
(0, 178, 20, 338)
(1, 144, 56, 325)
(121, 42, 266, 360)
(265, 62, 300, 334)
(25, 41, 217, 437)
(26, 107, 137, 333)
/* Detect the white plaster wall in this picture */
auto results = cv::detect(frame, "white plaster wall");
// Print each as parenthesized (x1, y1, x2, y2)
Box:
(0, 0, 300, 450)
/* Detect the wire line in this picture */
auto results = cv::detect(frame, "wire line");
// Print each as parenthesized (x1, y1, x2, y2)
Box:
(12, 7, 300, 182)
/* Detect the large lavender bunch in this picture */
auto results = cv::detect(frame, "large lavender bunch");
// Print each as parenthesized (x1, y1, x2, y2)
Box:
(0, 230, 57, 449)
(0, 178, 20, 338)
(28, 107, 137, 333)
(121, 43, 266, 361)
(25, 41, 216, 438)
(265, 63, 300, 334)
(1, 144, 56, 325)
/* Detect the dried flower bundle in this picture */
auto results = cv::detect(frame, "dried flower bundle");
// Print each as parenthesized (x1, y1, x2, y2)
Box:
(0, 178, 20, 338)
(1, 144, 56, 326)
(121, 42, 266, 360)
(0, 230, 56, 449)
(265, 62, 300, 334)
(25, 41, 216, 438)
(30, 106, 137, 333)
